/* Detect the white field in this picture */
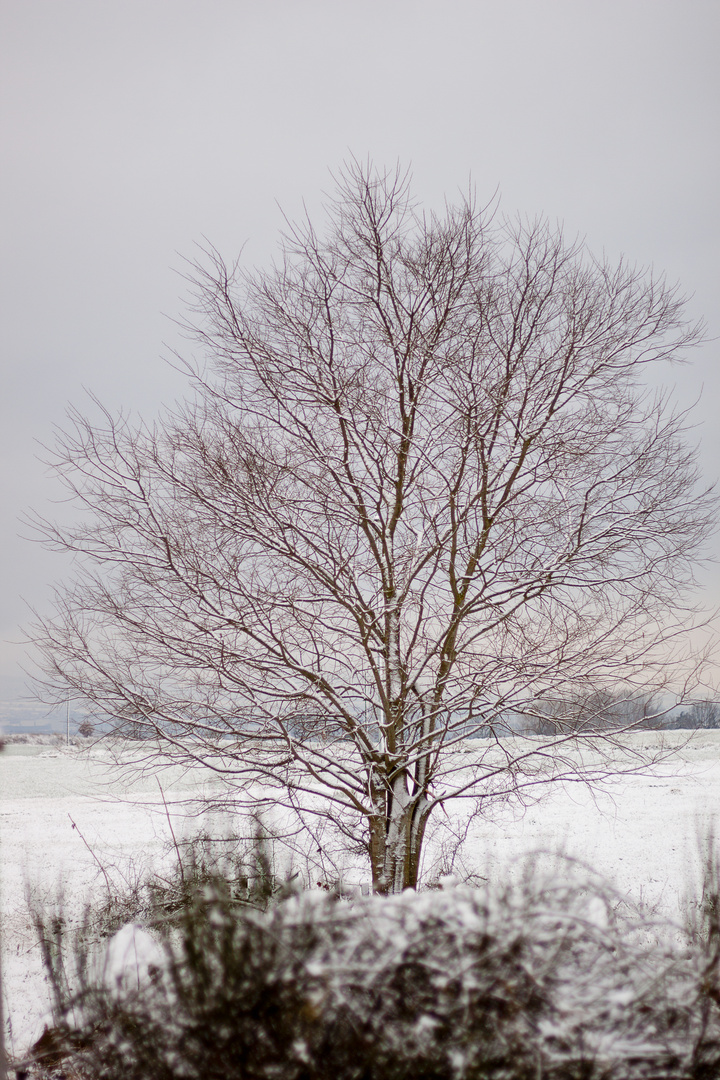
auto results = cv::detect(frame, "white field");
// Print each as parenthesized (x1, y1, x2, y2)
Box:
(2, 731, 720, 1056)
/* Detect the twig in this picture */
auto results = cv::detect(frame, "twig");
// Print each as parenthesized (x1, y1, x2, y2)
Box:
(157, 778, 185, 887)
(68, 814, 113, 896)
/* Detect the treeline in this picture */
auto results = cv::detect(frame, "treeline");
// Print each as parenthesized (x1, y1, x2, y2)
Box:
(510, 690, 720, 735)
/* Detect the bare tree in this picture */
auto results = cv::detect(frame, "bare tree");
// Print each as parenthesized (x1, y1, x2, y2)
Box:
(521, 686, 662, 735)
(688, 699, 720, 729)
(31, 162, 714, 892)
(673, 698, 720, 729)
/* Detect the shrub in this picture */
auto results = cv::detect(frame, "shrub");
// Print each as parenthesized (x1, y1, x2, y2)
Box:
(39, 817, 290, 947)
(22, 857, 720, 1080)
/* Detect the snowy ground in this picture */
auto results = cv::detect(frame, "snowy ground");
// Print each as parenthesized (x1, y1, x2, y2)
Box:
(2, 730, 720, 1057)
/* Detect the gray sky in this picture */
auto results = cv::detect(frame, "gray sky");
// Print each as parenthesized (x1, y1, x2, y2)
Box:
(2, 0, 719, 697)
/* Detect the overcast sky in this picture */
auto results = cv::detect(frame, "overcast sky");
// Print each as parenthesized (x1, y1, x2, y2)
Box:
(1, 0, 719, 698)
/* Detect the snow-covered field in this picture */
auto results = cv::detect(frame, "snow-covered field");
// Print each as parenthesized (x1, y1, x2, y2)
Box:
(2, 731, 720, 1057)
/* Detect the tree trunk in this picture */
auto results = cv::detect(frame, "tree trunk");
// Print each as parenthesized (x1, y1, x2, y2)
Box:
(369, 792, 431, 894)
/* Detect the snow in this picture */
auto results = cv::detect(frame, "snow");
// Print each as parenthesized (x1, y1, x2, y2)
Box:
(459, 731, 719, 914)
(2, 730, 720, 1057)
(98, 922, 165, 994)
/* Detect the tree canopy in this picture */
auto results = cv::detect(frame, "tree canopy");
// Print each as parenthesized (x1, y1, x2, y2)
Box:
(33, 163, 714, 891)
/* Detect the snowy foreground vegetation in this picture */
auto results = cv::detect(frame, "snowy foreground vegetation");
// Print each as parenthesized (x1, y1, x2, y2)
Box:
(19, 866, 720, 1079)
(3, 732, 720, 1077)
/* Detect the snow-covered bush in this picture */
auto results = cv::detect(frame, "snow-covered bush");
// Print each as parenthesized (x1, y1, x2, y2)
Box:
(26, 862, 720, 1080)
